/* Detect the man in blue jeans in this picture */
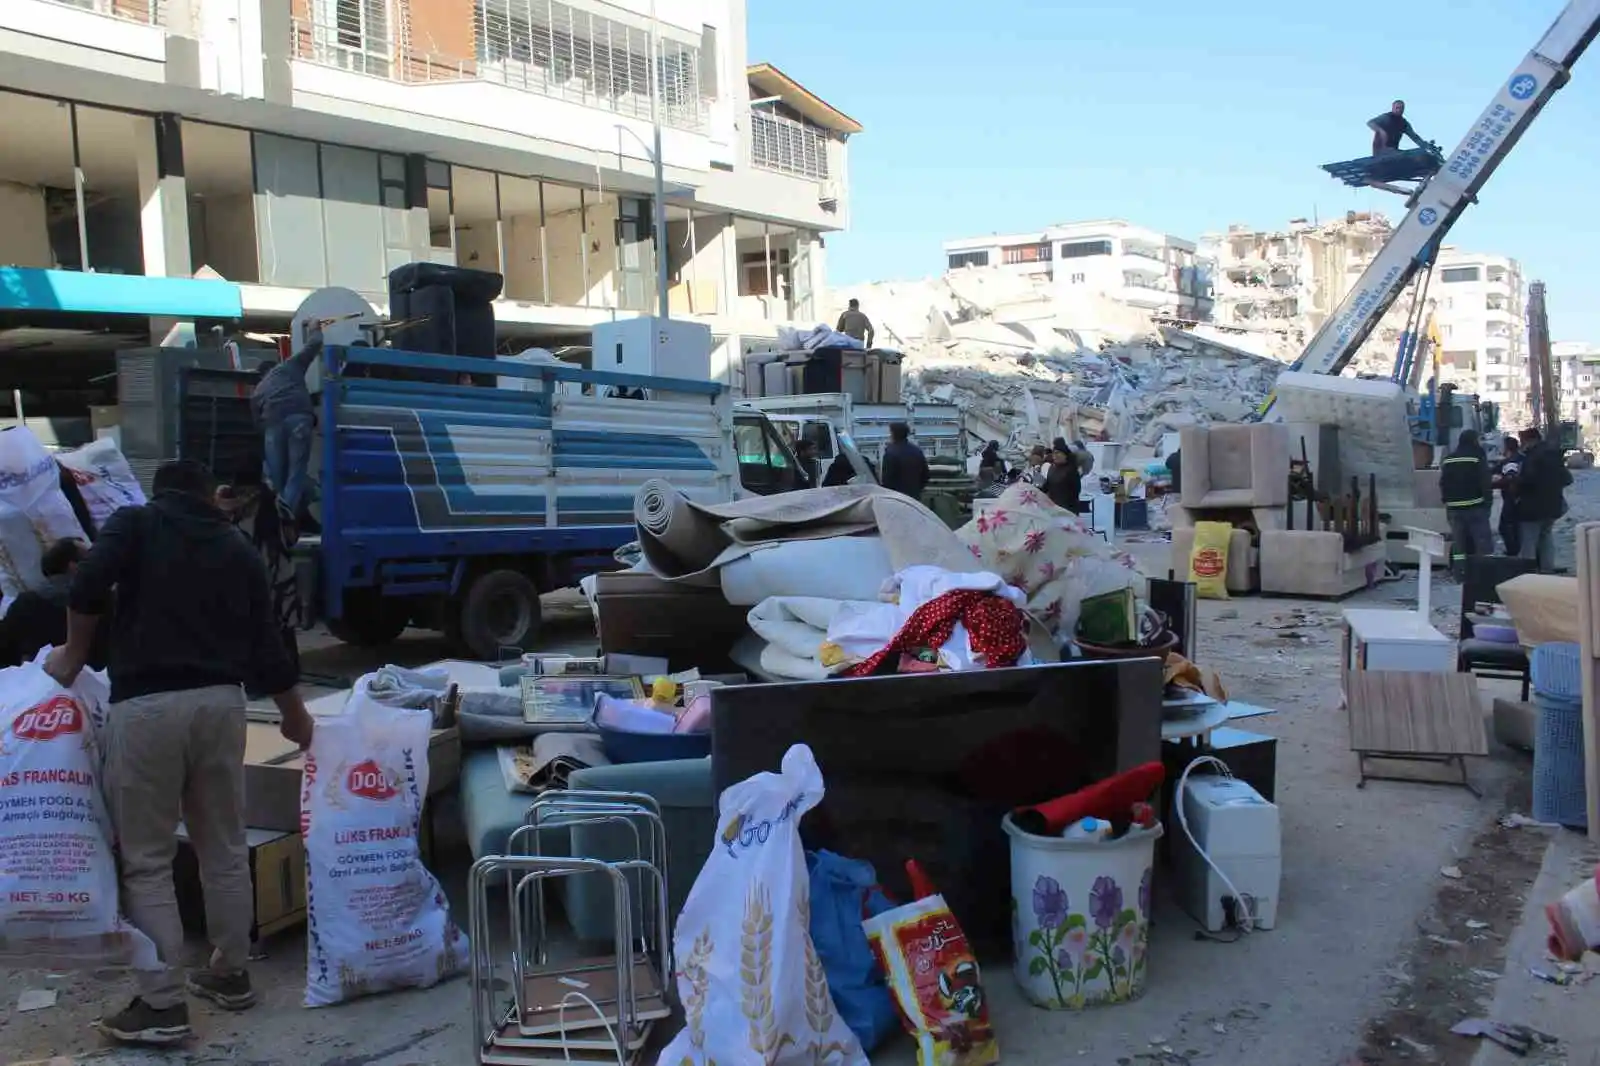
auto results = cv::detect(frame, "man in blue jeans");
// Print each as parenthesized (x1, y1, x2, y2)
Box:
(250, 325, 322, 515)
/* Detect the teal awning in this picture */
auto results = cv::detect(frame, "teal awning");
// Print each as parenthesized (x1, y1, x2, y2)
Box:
(0, 267, 243, 319)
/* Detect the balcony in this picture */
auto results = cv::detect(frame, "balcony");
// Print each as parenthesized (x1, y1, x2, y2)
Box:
(41, 0, 163, 24)
(290, 0, 708, 133)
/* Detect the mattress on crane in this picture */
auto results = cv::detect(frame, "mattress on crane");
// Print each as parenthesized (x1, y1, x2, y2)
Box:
(1274, 372, 1417, 509)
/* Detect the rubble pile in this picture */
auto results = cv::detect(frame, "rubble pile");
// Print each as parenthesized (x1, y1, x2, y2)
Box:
(836, 270, 1289, 449)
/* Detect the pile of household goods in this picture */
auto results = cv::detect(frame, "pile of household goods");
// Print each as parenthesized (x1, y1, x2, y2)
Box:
(0, 426, 146, 609)
(599, 477, 1177, 679)
(0, 656, 469, 1009)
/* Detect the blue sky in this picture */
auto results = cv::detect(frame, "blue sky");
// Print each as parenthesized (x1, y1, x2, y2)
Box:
(747, 0, 1600, 343)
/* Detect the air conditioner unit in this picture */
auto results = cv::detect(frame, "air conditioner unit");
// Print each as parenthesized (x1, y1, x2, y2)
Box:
(818, 180, 840, 209)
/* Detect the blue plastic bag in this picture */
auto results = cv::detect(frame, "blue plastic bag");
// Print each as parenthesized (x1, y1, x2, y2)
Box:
(806, 849, 900, 1052)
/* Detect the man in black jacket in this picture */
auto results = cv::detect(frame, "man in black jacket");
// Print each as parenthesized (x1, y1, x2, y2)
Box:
(1439, 430, 1494, 578)
(1493, 434, 1523, 556)
(44, 460, 315, 1047)
(879, 422, 930, 501)
(1515, 427, 1572, 572)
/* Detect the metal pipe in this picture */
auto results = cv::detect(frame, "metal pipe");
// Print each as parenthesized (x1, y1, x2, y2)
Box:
(649, 0, 668, 318)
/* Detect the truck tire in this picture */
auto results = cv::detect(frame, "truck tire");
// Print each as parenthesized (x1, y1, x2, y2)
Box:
(326, 590, 410, 647)
(456, 569, 543, 659)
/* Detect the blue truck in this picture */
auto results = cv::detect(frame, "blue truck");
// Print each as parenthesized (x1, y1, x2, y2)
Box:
(180, 343, 801, 659)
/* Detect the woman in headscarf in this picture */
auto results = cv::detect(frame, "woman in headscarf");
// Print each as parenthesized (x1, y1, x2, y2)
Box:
(976, 440, 1008, 489)
(1044, 438, 1083, 512)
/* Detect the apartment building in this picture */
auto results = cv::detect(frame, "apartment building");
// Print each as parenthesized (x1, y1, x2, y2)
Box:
(942, 220, 1213, 320)
(1431, 249, 1530, 429)
(1553, 340, 1600, 443)
(1200, 212, 1408, 368)
(0, 0, 857, 389)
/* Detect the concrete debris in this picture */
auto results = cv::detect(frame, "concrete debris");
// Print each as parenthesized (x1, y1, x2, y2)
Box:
(837, 269, 1288, 451)
(1440, 865, 1464, 880)
(16, 989, 57, 1012)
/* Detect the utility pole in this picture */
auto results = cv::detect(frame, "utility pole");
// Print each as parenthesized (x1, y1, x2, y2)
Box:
(1526, 281, 1560, 440)
(648, 0, 669, 320)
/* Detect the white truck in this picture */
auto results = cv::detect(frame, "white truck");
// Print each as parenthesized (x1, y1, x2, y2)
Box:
(742, 392, 964, 473)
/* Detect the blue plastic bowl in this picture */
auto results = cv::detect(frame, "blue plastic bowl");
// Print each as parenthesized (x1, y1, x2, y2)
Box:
(597, 725, 711, 764)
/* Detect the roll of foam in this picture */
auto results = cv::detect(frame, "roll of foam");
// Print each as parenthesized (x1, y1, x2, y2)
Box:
(719, 536, 895, 606)
(634, 478, 728, 575)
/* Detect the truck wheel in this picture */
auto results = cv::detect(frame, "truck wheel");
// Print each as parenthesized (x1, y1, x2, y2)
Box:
(326, 590, 410, 647)
(456, 569, 542, 659)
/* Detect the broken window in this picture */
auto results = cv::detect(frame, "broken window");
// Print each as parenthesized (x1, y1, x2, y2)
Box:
(948, 251, 988, 270)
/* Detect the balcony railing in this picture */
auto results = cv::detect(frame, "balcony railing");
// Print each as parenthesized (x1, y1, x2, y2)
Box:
(290, 0, 707, 133)
(43, 0, 164, 25)
(750, 108, 829, 180)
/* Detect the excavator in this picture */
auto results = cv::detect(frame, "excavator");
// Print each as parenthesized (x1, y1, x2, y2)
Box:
(1256, 0, 1600, 420)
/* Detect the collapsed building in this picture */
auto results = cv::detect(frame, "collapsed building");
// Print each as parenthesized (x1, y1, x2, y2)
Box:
(835, 269, 1285, 450)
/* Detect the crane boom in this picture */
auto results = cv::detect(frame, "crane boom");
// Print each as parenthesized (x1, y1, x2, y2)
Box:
(1259, 0, 1600, 420)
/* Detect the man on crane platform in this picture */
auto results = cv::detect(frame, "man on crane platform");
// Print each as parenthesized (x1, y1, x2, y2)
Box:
(1368, 100, 1427, 155)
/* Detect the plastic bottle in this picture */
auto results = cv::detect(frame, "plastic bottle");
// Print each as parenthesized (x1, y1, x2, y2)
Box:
(1061, 817, 1111, 842)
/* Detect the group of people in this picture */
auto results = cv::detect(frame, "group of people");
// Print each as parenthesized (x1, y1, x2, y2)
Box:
(974, 438, 1096, 512)
(1440, 426, 1573, 574)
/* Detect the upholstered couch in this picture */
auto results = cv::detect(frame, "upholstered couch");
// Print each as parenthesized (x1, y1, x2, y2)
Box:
(1179, 424, 1292, 510)
(1258, 531, 1387, 598)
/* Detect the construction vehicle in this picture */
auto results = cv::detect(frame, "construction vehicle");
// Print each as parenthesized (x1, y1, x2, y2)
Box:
(1257, 0, 1600, 419)
(1525, 280, 1596, 466)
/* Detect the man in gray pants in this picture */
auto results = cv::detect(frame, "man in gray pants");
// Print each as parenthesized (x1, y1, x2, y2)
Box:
(46, 459, 314, 1047)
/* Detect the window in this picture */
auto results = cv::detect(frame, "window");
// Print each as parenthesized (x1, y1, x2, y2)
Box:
(474, 0, 705, 131)
(1070, 272, 1086, 284)
(1440, 266, 1481, 283)
(1002, 242, 1052, 265)
(1059, 239, 1112, 259)
(312, 0, 392, 77)
(750, 108, 829, 179)
(947, 250, 989, 270)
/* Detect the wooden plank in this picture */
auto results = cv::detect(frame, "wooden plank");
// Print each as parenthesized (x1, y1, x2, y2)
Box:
(1575, 523, 1600, 843)
(1347, 671, 1488, 757)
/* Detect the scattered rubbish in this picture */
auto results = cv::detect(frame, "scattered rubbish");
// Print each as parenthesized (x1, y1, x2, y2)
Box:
(1470, 969, 1502, 981)
(1529, 966, 1575, 986)
(1440, 865, 1464, 880)
(1426, 934, 1464, 948)
(1449, 1018, 1556, 1055)
(1395, 1035, 1434, 1055)
(1500, 812, 1560, 829)
(1465, 919, 1491, 930)
(1211, 1022, 1227, 1035)
(16, 989, 57, 1012)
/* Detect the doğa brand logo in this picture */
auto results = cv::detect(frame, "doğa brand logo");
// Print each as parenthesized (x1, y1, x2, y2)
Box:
(13, 696, 84, 742)
(345, 759, 399, 801)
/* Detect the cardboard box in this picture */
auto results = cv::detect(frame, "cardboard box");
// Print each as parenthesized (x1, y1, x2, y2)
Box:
(243, 722, 462, 832)
(174, 825, 306, 940)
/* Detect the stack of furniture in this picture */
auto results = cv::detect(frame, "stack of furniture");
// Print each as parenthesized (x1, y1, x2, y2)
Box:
(1168, 422, 1291, 594)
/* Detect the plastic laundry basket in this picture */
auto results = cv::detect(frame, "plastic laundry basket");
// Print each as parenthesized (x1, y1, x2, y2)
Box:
(1002, 814, 1162, 1010)
(1532, 642, 1587, 829)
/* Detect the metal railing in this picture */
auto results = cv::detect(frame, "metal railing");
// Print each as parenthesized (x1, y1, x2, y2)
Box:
(290, 0, 706, 132)
(750, 108, 829, 180)
(44, 0, 164, 25)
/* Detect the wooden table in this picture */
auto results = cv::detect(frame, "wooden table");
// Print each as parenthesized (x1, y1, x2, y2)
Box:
(1340, 608, 1487, 794)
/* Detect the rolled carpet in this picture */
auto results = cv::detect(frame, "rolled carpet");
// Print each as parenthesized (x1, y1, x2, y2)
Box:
(634, 479, 729, 576)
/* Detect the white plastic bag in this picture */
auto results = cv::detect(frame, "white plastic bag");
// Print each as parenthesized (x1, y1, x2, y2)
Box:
(0, 651, 156, 970)
(661, 744, 867, 1066)
(0, 427, 89, 610)
(56, 437, 146, 533)
(301, 673, 467, 1006)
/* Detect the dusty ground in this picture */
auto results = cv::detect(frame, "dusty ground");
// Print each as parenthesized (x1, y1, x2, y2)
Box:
(3, 474, 1598, 1066)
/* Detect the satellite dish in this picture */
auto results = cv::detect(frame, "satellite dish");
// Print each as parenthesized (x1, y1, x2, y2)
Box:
(291, 287, 379, 395)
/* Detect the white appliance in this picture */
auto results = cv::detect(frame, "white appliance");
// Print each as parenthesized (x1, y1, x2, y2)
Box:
(1172, 774, 1281, 932)
(591, 316, 712, 383)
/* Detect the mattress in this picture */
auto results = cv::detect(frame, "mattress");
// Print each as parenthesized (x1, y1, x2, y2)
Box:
(1273, 372, 1417, 509)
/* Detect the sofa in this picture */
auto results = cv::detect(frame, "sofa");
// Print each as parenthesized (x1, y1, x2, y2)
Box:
(1171, 526, 1258, 594)
(1258, 531, 1387, 598)
(1179, 423, 1291, 510)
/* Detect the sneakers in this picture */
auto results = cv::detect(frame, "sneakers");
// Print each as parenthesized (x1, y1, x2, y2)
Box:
(98, 998, 192, 1046)
(186, 969, 258, 1011)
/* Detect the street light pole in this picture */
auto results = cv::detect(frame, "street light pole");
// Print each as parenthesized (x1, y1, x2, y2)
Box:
(648, 0, 669, 320)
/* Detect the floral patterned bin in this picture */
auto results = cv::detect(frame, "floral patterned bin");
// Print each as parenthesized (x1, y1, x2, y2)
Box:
(1002, 814, 1161, 1009)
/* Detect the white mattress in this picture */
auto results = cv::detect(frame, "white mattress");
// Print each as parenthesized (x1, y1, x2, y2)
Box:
(1274, 373, 1417, 509)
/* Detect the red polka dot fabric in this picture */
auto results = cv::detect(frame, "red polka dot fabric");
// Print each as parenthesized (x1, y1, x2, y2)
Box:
(842, 588, 1027, 678)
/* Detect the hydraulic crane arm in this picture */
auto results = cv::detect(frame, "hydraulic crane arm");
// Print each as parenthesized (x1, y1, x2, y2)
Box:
(1260, 0, 1600, 420)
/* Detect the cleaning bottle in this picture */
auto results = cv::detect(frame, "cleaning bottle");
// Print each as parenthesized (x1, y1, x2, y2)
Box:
(1062, 817, 1111, 841)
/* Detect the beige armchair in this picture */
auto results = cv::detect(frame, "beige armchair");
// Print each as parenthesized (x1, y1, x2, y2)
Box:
(1179, 424, 1292, 510)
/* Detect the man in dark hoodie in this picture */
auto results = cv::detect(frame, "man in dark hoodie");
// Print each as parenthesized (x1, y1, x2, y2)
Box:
(1515, 427, 1573, 572)
(879, 422, 930, 501)
(44, 459, 314, 1047)
(250, 325, 323, 515)
(1439, 429, 1494, 578)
